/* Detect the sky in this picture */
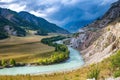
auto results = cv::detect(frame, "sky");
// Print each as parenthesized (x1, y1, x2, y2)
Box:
(0, 0, 118, 27)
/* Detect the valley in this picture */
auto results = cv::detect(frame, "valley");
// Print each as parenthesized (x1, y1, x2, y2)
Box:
(0, 0, 120, 80)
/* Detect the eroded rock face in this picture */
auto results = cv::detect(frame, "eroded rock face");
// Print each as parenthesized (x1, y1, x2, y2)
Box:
(71, 23, 120, 65)
(82, 23, 120, 64)
(70, 0, 120, 64)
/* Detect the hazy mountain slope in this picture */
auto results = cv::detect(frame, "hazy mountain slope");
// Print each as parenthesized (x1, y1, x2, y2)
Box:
(18, 11, 69, 34)
(0, 15, 26, 39)
(70, 0, 120, 64)
(0, 8, 69, 39)
(64, 20, 93, 32)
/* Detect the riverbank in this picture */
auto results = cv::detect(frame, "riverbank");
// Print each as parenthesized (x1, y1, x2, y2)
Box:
(0, 36, 70, 69)
(0, 45, 84, 75)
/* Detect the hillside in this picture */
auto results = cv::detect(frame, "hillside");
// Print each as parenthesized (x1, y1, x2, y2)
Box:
(0, 8, 69, 39)
(70, 0, 120, 64)
(64, 20, 93, 32)
(0, 15, 26, 39)
(18, 11, 69, 34)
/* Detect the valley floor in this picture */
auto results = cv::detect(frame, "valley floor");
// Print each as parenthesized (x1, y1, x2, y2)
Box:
(0, 35, 54, 63)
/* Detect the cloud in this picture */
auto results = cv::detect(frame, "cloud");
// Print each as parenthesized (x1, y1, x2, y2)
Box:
(100, 0, 118, 5)
(0, 0, 118, 27)
(0, 0, 14, 3)
(30, 10, 47, 18)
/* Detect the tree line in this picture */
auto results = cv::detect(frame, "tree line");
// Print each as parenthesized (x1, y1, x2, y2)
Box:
(0, 59, 16, 67)
(40, 36, 69, 65)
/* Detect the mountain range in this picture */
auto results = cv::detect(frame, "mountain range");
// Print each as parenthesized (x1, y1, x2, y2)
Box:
(64, 20, 93, 33)
(0, 8, 69, 39)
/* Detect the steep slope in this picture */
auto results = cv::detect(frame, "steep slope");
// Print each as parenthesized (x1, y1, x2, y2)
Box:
(64, 20, 92, 32)
(0, 15, 26, 39)
(0, 8, 69, 39)
(18, 12, 69, 34)
(70, 0, 120, 64)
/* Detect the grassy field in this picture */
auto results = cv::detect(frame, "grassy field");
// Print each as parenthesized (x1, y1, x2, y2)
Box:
(0, 35, 55, 63)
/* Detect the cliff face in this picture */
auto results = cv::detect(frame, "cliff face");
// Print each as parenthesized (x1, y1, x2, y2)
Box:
(70, 0, 120, 64)
(81, 23, 120, 64)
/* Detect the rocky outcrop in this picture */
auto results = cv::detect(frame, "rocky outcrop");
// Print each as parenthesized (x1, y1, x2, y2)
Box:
(82, 23, 120, 64)
(70, 0, 120, 64)
(4, 25, 17, 36)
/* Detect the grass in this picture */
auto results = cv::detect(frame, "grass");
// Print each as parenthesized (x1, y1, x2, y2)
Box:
(0, 35, 55, 63)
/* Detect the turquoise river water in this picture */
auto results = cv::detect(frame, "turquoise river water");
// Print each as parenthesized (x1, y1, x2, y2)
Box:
(0, 41, 84, 75)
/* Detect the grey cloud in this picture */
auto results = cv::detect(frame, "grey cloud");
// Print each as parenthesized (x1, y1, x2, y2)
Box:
(0, 0, 118, 27)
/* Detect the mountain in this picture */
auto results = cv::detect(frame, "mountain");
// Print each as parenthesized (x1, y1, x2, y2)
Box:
(18, 11, 69, 34)
(0, 8, 69, 39)
(70, 0, 120, 64)
(0, 16, 26, 39)
(64, 20, 93, 33)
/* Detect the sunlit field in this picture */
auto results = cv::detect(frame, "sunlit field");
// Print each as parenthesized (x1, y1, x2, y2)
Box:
(0, 35, 55, 63)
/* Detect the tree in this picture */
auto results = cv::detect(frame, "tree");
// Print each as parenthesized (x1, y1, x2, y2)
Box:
(1, 59, 6, 67)
(9, 59, 16, 66)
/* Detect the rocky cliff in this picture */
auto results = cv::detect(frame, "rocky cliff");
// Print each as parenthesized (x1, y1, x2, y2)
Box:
(70, 0, 120, 64)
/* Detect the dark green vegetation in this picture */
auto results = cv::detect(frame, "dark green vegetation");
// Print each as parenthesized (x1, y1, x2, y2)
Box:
(40, 36, 69, 65)
(110, 50, 120, 78)
(0, 8, 69, 39)
(0, 16, 26, 39)
(87, 65, 100, 80)
(73, 32, 80, 38)
(0, 59, 16, 67)
(41, 36, 66, 45)
(0, 32, 8, 39)
(19, 11, 69, 34)
(35, 29, 48, 36)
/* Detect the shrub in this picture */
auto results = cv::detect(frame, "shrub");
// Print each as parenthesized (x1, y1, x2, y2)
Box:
(110, 50, 120, 70)
(107, 27, 110, 31)
(9, 59, 16, 66)
(87, 65, 100, 80)
(0, 32, 9, 39)
(1, 59, 6, 67)
(113, 70, 120, 78)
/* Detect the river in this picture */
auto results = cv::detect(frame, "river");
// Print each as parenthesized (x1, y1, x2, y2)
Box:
(0, 41, 84, 75)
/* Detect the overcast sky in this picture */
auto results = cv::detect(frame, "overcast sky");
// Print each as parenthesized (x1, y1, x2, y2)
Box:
(0, 0, 118, 27)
